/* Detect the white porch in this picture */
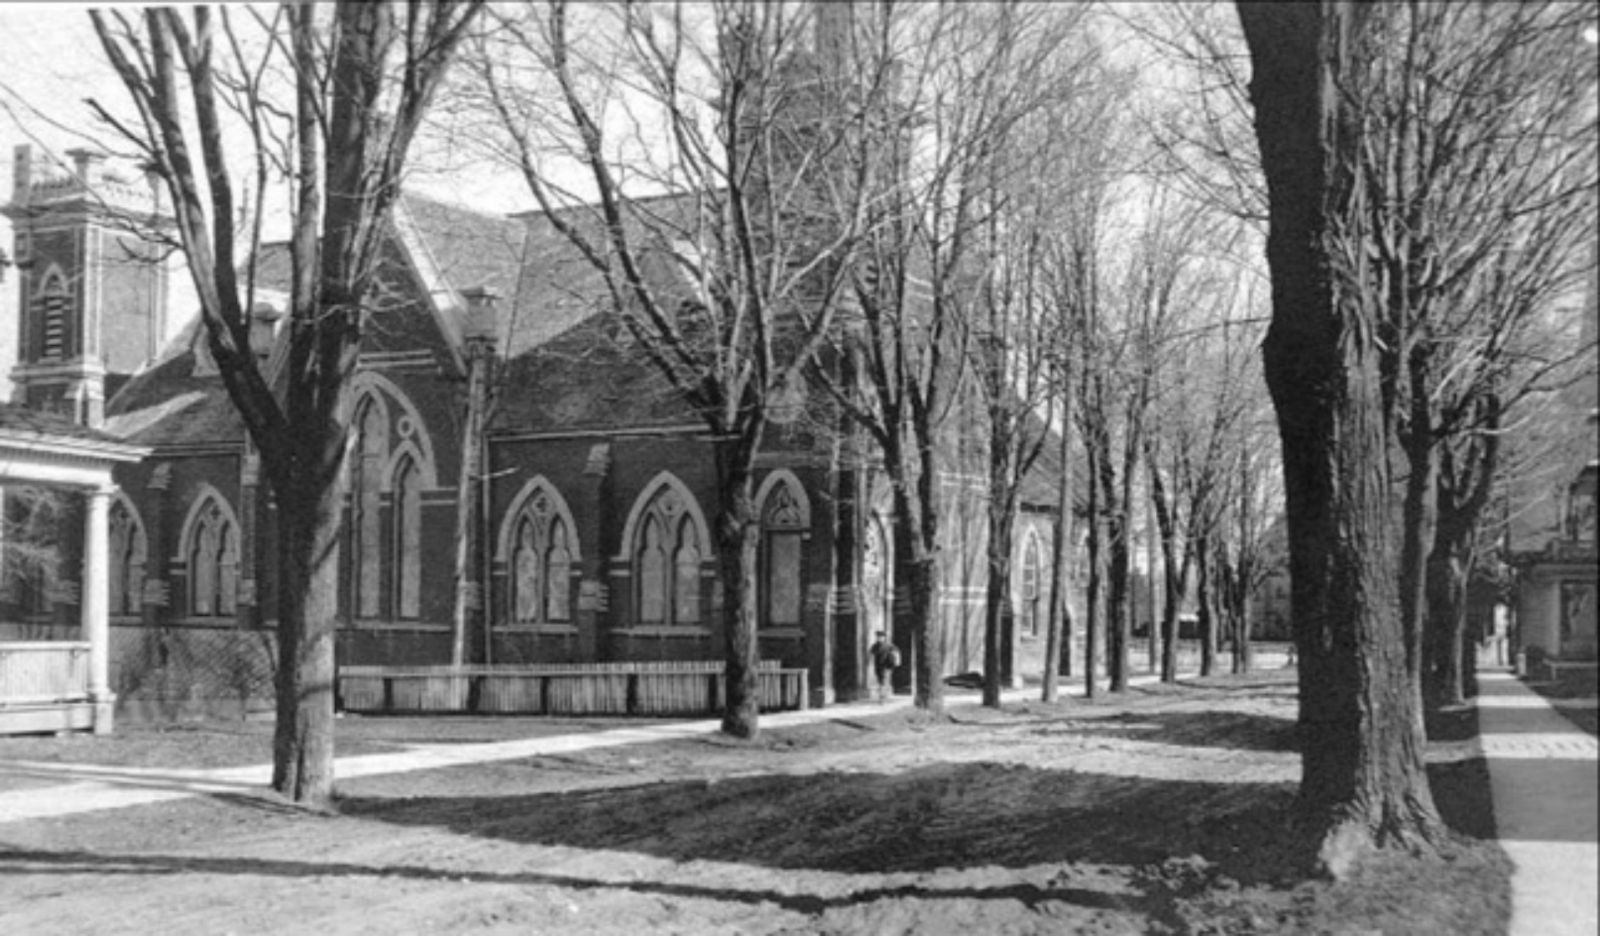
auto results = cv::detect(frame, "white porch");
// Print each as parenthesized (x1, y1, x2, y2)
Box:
(0, 404, 149, 735)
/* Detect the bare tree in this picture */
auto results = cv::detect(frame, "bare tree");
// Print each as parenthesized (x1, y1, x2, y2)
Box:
(1237, 0, 1441, 875)
(1136, 202, 1250, 682)
(1239, 0, 1595, 872)
(1331, 1, 1598, 708)
(795, 2, 1084, 711)
(90, 1, 481, 805)
(1120, 1, 1265, 225)
(473, 0, 880, 735)
(1216, 375, 1281, 676)
(1072, 182, 1207, 692)
(956, 8, 1096, 709)
(1034, 64, 1138, 700)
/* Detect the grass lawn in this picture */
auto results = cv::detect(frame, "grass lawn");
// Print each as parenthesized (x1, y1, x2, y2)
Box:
(0, 669, 1509, 935)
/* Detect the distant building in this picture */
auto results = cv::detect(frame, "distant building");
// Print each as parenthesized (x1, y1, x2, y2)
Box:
(1506, 235, 1598, 672)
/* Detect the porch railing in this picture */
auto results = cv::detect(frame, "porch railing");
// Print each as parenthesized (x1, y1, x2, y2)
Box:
(0, 641, 90, 707)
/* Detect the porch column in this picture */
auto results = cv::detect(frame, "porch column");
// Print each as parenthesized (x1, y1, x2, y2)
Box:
(82, 484, 116, 733)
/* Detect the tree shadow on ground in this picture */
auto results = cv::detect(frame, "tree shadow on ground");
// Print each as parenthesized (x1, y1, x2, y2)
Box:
(1012, 710, 1299, 753)
(1424, 699, 1497, 841)
(0, 843, 1171, 924)
(340, 764, 1304, 886)
(0, 767, 1306, 934)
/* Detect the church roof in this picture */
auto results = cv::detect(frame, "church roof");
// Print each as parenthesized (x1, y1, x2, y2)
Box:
(103, 346, 246, 448)
(103, 188, 706, 448)
(491, 195, 703, 432)
(0, 402, 135, 446)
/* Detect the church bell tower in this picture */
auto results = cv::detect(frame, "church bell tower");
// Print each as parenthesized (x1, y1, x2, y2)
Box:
(2, 145, 171, 427)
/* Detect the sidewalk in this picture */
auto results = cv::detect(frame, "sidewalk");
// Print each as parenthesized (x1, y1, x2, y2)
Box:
(1476, 669, 1599, 936)
(0, 693, 908, 824)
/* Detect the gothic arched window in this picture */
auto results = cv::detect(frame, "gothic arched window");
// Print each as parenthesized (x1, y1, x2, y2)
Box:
(759, 476, 808, 628)
(631, 480, 705, 627)
(507, 488, 576, 625)
(545, 517, 572, 622)
(349, 394, 388, 619)
(392, 454, 422, 619)
(108, 497, 147, 617)
(187, 495, 238, 619)
(1020, 532, 1043, 638)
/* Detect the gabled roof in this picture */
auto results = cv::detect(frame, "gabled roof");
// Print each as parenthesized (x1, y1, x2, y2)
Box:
(103, 346, 245, 448)
(0, 402, 139, 447)
(490, 193, 707, 433)
(491, 314, 701, 434)
(103, 188, 710, 446)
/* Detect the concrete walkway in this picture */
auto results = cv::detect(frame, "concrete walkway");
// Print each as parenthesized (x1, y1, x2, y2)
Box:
(0, 694, 921, 824)
(1476, 669, 1599, 936)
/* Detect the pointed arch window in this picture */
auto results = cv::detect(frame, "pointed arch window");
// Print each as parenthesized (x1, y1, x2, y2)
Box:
(760, 478, 807, 628)
(392, 454, 423, 619)
(632, 483, 704, 626)
(1020, 532, 1042, 638)
(546, 517, 573, 621)
(638, 515, 667, 623)
(509, 489, 575, 625)
(188, 497, 238, 619)
(108, 498, 147, 617)
(35, 268, 69, 361)
(349, 394, 388, 619)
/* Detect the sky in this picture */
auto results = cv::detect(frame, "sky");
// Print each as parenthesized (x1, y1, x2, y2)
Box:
(0, 3, 527, 397)
(1, 5, 108, 394)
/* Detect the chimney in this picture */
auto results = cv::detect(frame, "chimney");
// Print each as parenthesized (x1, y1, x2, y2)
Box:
(461, 286, 502, 350)
(64, 148, 106, 188)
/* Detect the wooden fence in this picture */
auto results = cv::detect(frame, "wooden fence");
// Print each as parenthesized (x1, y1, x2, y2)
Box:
(337, 660, 808, 717)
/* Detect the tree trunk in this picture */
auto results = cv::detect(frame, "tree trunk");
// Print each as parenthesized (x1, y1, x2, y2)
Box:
(892, 482, 944, 714)
(1147, 455, 1183, 684)
(983, 503, 1015, 708)
(1042, 382, 1075, 702)
(1238, 0, 1442, 877)
(1098, 433, 1131, 692)
(1425, 513, 1477, 709)
(1084, 434, 1103, 699)
(1198, 533, 1217, 678)
(1107, 505, 1132, 692)
(1427, 415, 1500, 708)
(1147, 497, 1160, 674)
(1398, 355, 1437, 707)
(907, 550, 943, 712)
(1159, 542, 1189, 684)
(1231, 589, 1254, 676)
(715, 441, 761, 739)
(270, 467, 343, 807)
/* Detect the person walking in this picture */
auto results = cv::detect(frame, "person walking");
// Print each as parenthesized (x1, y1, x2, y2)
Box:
(869, 630, 900, 702)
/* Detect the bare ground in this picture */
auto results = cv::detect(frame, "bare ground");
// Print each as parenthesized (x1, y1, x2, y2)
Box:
(0, 671, 1509, 935)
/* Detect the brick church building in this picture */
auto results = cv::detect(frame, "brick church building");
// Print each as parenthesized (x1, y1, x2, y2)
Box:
(0, 139, 1064, 718)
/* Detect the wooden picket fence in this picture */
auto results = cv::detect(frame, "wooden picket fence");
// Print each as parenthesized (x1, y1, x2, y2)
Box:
(337, 660, 808, 717)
